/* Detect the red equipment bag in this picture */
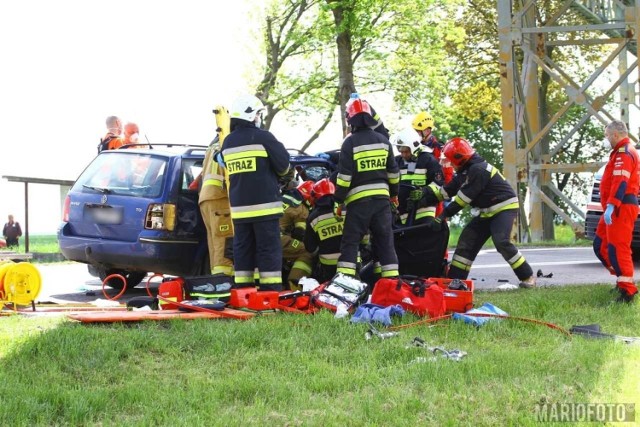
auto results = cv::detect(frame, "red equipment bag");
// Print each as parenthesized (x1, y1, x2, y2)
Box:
(157, 277, 185, 310)
(370, 277, 445, 318)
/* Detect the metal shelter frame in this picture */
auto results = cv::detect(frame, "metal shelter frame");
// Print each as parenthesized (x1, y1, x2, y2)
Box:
(498, 0, 640, 240)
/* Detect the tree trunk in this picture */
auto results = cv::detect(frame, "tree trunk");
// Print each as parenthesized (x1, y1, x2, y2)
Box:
(328, 0, 356, 136)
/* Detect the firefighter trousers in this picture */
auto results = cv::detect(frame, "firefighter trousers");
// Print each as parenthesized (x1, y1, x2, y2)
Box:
(593, 202, 639, 296)
(232, 218, 283, 291)
(200, 198, 234, 276)
(337, 198, 399, 278)
(448, 209, 533, 281)
(281, 235, 314, 290)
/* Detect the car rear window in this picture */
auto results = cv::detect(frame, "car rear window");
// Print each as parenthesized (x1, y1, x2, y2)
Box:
(73, 152, 167, 197)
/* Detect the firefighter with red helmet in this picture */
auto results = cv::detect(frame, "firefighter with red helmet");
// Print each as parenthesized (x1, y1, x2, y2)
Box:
(304, 178, 344, 282)
(425, 137, 536, 288)
(334, 94, 400, 278)
(280, 180, 315, 290)
(221, 94, 291, 291)
(594, 120, 639, 303)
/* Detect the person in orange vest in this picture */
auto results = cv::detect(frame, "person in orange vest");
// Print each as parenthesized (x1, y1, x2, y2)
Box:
(123, 122, 140, 146)
(98, 116, 124, 152)
(593, 120, 639, 303)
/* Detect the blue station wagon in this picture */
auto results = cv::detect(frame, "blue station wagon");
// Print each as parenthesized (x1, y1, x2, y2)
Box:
(58, 144, 336, 289)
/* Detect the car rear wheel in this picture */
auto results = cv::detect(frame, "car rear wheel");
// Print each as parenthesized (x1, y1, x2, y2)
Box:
(98, 269, 147, 290)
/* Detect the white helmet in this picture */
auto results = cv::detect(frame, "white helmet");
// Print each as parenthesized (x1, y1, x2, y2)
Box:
(396, 127, 433, 154)
(230, 94, 266, 123)
(395, 127, 425, 150)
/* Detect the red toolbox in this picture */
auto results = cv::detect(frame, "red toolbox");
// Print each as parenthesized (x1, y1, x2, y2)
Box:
(428, 278, 474, 313)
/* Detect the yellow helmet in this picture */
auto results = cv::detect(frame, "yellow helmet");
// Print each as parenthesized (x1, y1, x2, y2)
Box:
(412, 111, 435, 131)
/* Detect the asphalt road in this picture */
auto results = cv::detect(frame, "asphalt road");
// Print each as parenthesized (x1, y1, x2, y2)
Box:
(28, 246, 622, 305)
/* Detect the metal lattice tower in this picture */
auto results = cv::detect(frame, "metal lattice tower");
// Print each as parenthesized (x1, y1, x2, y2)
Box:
(498, 0, 640, 241)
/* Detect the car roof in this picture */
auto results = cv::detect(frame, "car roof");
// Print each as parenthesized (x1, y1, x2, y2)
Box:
(108, 144, 208, 158)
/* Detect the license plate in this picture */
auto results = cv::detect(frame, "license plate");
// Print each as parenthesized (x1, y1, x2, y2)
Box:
(88, 207, 123, 224)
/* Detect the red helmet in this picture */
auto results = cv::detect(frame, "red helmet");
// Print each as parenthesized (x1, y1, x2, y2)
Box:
(311, 178, 335, 202)
(296, 180, 314, 203)
(345, 98, 372, 120)
(443, 137, 475, 168)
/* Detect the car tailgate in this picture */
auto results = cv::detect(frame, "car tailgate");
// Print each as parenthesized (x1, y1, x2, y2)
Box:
(66, 193, 151, 242)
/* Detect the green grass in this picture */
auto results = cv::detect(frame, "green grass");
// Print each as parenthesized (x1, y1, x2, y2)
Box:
(1, 285, 638, 426)
(448, 223, 592, 249)
(0, 234, 60, 253)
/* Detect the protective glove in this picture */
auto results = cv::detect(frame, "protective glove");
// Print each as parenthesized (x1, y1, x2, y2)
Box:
(315, 152, 331, 160)
(409, 189, 423, 202)
(213, 151, 225, 168)
(604, 204, 615, 225)
(188, 178, 200, 191)
(291, 227, 305, 241)
(390, 196, 399, 209)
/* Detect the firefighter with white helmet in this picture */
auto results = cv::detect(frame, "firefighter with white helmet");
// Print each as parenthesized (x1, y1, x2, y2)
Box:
(394, 127, 444, 225)
(221, 94, 291, 291)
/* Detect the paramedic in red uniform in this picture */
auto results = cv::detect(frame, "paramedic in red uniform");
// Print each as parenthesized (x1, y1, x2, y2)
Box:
(593, 120, 639, 303)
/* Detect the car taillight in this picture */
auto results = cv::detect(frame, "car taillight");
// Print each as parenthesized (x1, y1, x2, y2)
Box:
(145, 204, 176, 231)
(62, 195, 70, 222)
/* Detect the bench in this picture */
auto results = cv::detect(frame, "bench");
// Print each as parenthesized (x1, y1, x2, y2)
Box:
(0, 252, 33, 262)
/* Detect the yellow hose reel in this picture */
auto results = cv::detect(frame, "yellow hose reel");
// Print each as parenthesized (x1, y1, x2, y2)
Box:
(0, 261, 42, 307)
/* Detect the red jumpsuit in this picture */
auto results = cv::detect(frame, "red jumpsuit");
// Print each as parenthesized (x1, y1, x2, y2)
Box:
(594, 137, 640, 297)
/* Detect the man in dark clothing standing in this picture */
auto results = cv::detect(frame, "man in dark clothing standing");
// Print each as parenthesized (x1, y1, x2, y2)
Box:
(425, 137, 536, 288)
(334, 94, 400, 279)
(221, 94, 291, 291)
(3, 214, 22, 248)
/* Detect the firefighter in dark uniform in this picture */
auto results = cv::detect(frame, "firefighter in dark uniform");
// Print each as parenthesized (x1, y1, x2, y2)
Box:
(425, 137, 536, 288)
(280, 180, 315, 290)
(334, 94, 400, 278)
(304, 178, 344, 282)
(221, 94, 291, 291)
(394, 127, 444, 225)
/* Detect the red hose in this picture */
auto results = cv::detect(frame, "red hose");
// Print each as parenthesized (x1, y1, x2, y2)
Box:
(145, 273, 164, 298)
(102, 274, 127, 300)
(388, 312, 571, 338)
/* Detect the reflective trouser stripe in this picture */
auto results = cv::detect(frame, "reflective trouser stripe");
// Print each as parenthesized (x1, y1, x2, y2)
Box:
(336, 266, 357, 276)
(319, 254, 340, 265)
(508, 251, 526, 270)
(292, 260, 313, 274)
(260, 271, 282, 284)
(235, 271, 254, 284)
(212, 266, 234, 276)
